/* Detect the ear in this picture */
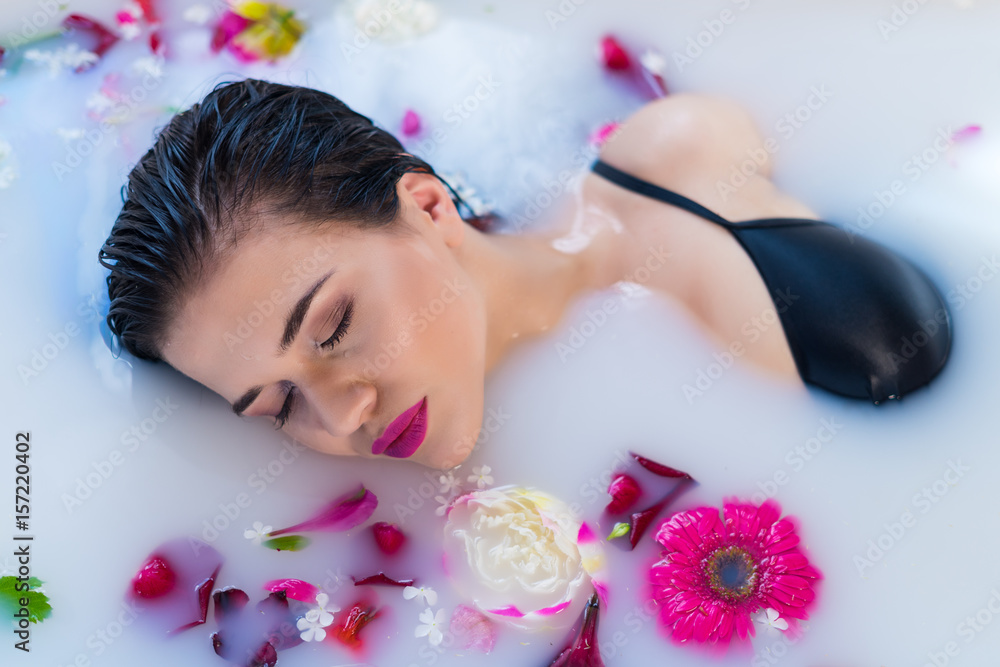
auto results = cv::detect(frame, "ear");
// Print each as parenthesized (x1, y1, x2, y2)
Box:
(398, 171, 466, 248)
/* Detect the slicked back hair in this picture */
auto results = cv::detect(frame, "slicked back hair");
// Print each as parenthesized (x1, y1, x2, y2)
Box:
(99, 78, 462, 362)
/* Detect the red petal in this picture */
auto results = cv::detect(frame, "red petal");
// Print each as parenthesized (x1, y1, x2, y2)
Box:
(547, 594, 604, 667)
(599, 35, 631, 71)
(630, 451, 694, 480)
(131, 555, 176, 598)
(352, 572, 415, 587)
(332, 602, 380, 650)
(605, 473, 641, 514)
(372, 521, 407, 555)
(62, 13, 121, 71)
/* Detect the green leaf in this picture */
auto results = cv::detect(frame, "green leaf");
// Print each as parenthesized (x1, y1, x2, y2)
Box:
(607, 522, 630, 541)
(0, 576, 52, 623)
(262, 535, 311, 551)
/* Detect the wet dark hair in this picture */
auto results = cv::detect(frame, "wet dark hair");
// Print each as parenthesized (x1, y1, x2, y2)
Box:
(99, 78, 474, 363)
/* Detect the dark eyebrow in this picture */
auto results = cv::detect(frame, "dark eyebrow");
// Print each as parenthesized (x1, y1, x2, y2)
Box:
(279, 269, 335, 354)
(231, 269, 335, 418)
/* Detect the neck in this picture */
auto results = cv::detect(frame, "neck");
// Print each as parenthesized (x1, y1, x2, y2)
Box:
(458, 226, 598, 373)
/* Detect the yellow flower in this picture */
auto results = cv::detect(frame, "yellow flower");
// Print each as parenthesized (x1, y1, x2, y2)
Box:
(228, 2, 305, 62)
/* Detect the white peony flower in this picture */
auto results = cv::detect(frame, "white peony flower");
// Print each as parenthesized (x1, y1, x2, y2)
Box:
(443, 486, 599, 630)
(353, 0, 439, 43)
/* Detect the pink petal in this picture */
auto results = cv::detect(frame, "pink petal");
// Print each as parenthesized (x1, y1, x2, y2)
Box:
(450, 605, 496, 653)
(536, 600, 572, 616)
(401, 109, 422, 137)
(211, 11, 252, 53)
(488, 605, 524, 617)
(263, 578, 318, 602)
(952, 124, 982, 142)
(599, 35, 631, 71)
(269, 485, 377, 536)
(62, 13, 120, 71)
(577, 521, 597, 544)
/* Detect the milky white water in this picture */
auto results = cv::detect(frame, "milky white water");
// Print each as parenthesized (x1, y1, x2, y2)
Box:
(1, 0, 999, 665)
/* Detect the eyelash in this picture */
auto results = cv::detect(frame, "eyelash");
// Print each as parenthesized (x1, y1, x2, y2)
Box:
(273, 300, 354, 429)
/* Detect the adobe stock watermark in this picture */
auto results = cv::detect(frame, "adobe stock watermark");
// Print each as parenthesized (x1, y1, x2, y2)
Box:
(853, 459, 970, 577)
(681, 288, 799, 404)
(18, 297, 105, 385)
(407, 73, 502, 159)
(750, 417, 844, 506)
(52, 70, 167, 180)
(671, 0, 754, 72)
(197, 437, 309, 546)
(61, 397, 180, 513)
(223, 237, 343, 351)
(716, 84, 834, 202)
(392, 405, 511, 523)
(4, 0, 66, 49)
(362, 277, 468, 381)
(920, 586, 1000, 667)
(877, 0, 930, 40)
(844, 125, 957, 242)
(554, 245, 672, 362)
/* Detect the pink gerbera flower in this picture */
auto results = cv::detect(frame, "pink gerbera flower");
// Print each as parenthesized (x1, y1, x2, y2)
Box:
(648, 499, 821, 646)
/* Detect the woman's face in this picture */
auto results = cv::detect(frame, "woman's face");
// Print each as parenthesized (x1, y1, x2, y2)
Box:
(160, 174, 488, 469)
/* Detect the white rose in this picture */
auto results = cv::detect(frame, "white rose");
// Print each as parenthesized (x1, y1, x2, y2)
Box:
(443, 486, 600, 629)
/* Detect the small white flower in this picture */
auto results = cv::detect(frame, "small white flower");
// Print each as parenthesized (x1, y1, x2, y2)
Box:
(438, 472, 461, 495)
(753, 608, 789, 632)
(85, 91, 116, 114)
(56, 128, 86, 143)
(415, 607, 447, 646)
(403, 585, 438, 606)
(296, 593, 338, 642)
(25, 44, 99, 77)
(119, 21, 141, 41)
(131, 55, 165, 79)
(639, 49, 668, 75)
(243, 521, 272, 545)
(434, 495, 453, 517)
(468, 465, 493, 489)
(183, 4, 214, 24)
(296, 614, 326, 642)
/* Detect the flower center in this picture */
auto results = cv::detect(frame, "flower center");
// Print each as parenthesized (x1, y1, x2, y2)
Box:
(705, 546, 758, 601)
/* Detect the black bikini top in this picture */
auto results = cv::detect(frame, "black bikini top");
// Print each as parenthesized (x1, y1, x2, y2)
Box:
(590, 159, 952, 403)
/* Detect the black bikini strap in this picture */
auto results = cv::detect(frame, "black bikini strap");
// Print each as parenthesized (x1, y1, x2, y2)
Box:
(590, 159, 734, 228)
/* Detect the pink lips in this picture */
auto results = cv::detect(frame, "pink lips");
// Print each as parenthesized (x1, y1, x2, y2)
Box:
(371, 397, 428, 459)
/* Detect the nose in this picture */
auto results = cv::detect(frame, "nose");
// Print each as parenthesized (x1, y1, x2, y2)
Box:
(302, 377, 377, 438)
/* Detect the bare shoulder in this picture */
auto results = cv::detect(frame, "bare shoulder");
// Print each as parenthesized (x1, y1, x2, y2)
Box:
(597, 93, 772, 186)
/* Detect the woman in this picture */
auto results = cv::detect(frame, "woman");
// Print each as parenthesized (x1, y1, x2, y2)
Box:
(98, 79, 951, 470)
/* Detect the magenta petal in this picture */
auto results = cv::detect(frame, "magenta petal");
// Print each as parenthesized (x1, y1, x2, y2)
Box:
(269, 485, 377, 536)
(449, 605, 496, 653)
(211, 11, 252, 52)
(488, 605, 524, 617)
(577, 522, 597, 544)
(548, 594, 605, 667)
(952, 124, 982, 142)
(263, 578, 318, 602)
(401, 109, 422, 137)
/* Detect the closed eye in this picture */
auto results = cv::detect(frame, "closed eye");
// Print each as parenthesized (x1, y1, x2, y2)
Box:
(320, 299, 354, 350)
(272, 300, 354, 429)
